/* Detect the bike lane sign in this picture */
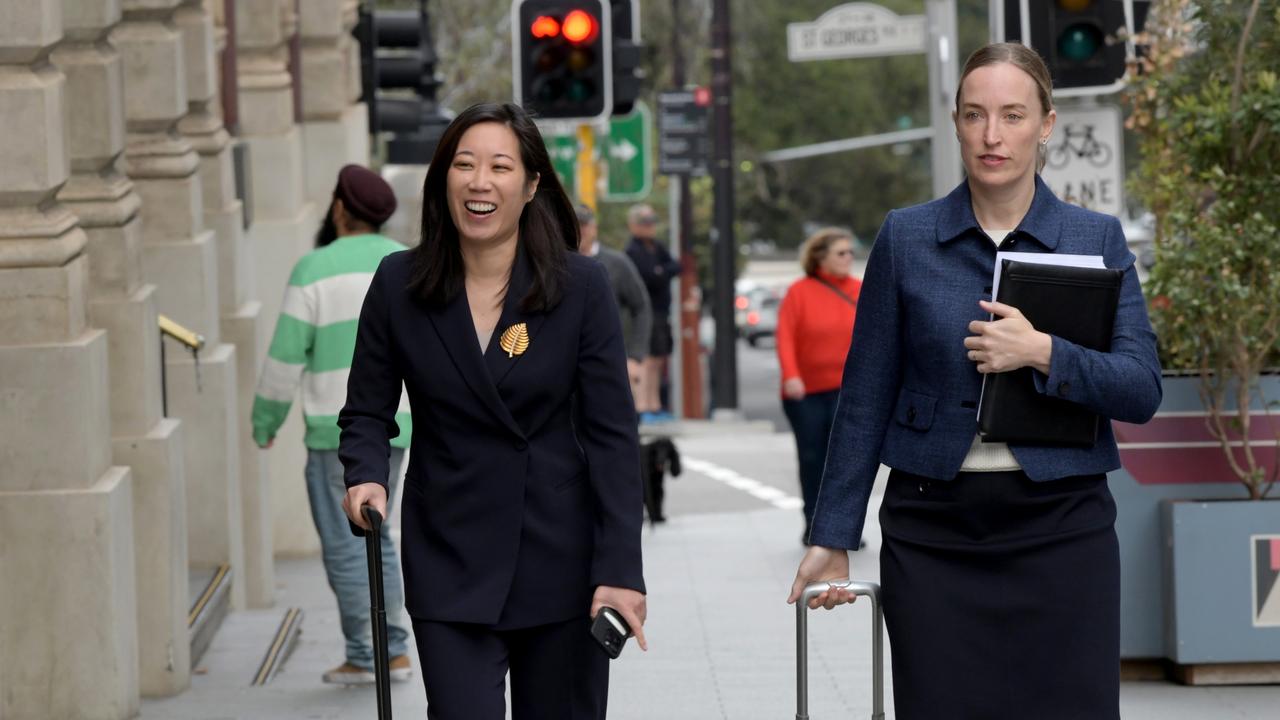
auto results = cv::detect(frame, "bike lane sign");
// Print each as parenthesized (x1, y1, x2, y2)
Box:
(1040, 105, 1124, 218)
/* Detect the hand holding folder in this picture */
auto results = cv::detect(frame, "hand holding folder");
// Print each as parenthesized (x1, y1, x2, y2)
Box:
(976, 257, 1123, 446)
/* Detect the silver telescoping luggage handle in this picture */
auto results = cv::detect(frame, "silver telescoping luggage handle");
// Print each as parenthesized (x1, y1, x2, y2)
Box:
(796, 580, 884, 720)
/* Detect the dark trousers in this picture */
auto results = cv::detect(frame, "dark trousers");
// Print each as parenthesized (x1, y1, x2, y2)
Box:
(412, 616, 609, 720)
(782, 389, 840, 531)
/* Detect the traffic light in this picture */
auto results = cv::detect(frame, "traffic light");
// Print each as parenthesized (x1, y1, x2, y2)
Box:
(609, 0, 644, 116)
(1003, 0, 1150, 93)
(512, 0, 613, 122)
(355, 0, 452, 164)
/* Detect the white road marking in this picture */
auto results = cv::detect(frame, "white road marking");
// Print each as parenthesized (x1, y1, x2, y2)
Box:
(682, 456, 805, 511)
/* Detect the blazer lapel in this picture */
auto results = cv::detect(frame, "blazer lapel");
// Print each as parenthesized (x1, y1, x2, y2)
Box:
(427, 290, 526, 440)
(485, 249, 547, 387)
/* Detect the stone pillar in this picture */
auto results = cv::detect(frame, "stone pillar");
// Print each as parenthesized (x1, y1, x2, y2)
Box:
(114, 0, 247, 609)
(237, 0, 319, 556)
(175, 0, 274, 609)
(52, 0, 191, 696)
(300, 0, 369, 206)
(0, 3, 139, 718)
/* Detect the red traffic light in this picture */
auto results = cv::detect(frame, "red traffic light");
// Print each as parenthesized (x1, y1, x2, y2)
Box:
(562, 9, 599, 44)
(530, 15, 560, 38)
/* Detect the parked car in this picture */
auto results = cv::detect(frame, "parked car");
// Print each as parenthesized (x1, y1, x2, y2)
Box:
(734, 284, 782, 346)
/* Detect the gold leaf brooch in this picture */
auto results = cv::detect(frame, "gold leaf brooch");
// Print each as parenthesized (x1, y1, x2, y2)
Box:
(499, 322, 530, 358)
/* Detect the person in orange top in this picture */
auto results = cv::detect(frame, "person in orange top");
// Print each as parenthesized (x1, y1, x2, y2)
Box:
(776, 228, 861, 541)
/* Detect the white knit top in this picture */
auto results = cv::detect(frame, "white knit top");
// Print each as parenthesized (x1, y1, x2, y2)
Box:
(960, 228, 1022, 472)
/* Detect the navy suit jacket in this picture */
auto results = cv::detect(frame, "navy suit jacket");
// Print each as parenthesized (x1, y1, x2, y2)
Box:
(338, 249, 645, 628)
(809, 177, 1162, 550)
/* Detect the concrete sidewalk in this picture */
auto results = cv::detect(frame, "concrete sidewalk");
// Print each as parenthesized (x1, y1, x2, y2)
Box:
(141, 437, 1280, 719)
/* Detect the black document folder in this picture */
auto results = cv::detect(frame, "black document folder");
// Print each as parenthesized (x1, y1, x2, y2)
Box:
(976, 260, 1123, 446)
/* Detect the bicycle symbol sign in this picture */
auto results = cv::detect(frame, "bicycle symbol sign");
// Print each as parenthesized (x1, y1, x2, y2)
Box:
(1046, 124, 1113, 169)
(1040, 105, 1125, 218)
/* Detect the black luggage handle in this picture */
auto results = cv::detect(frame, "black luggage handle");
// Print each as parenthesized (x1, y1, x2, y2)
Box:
(796, 580, 884, 720)
(362, 506, 393, 720)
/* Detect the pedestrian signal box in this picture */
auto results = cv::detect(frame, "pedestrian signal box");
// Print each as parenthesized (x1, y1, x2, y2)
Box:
(1004, 0, 1150, 94)
(608, 0, 644, 116)
(512, 0, 613, 123)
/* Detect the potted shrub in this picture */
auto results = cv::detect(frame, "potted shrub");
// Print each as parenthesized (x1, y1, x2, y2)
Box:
(1122, 0, 1280, 681)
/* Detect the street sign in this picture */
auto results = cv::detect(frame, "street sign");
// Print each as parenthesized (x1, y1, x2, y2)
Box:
(657, 88, 711, 176)
(787, 3, 926, 62)
(1040, 105, 1125, 218)
(602, 101, 653, 201)
(546, 131, 579, 197)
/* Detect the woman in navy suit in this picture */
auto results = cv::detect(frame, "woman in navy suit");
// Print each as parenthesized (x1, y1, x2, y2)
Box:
(339, 103, 646, 719)
(788, 44, 1161, 719)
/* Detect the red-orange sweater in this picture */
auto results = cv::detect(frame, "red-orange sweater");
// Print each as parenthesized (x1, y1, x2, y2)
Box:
(776, 272, 862, 396)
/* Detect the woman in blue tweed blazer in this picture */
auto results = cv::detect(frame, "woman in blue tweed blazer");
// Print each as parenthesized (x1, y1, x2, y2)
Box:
(789, 44, 1161, 719)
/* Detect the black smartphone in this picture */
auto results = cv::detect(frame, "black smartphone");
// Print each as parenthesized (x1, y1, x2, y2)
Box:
(590, 606, 632, 659)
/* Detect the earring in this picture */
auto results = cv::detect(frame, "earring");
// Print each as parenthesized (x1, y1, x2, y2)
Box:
(1040, 137, 1049, 146)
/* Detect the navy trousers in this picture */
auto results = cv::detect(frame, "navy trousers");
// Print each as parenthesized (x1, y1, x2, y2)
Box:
(412, 616, 610, 720)
(782, 389, 840, 532)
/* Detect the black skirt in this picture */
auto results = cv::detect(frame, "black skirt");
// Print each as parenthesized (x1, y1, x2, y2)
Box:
(879, 469, 1120, 720)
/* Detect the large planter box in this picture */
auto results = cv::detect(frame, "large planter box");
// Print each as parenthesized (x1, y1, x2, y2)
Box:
(1109, 373, 1279, 659)
(1162, 499, 1280, 663)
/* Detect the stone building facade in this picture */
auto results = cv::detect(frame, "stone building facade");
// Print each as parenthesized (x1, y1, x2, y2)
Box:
(0, 1, 369, 715)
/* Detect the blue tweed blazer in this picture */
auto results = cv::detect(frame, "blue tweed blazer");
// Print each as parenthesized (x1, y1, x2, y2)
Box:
(808, 177, 1162, 550)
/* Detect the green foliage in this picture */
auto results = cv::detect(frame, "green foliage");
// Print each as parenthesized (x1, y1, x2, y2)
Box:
(1126, 0, 1280, 497)
(727, 0, 988, 245)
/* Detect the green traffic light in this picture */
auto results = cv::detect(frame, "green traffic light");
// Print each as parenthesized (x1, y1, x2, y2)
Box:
(1057, 23, 1104, 62)
(566, 79, 595, 102)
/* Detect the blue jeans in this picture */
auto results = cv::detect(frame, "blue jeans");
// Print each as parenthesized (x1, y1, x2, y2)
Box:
(305, 448, 410, 668)
(782, 390, 841, 531)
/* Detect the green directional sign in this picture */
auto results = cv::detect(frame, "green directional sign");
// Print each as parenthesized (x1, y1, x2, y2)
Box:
(602, 101, 653, 202)
(546, 132, 578, 197)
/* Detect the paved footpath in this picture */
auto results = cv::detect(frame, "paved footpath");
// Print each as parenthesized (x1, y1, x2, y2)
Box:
(142, 431, 1280, 719)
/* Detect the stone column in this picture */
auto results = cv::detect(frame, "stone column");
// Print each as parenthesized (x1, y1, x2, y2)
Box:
(52, 0, 190, 696)
(0, 3, 139, 718)
(175, 0, 274, 609)
(300, 0, 369, 205)
(113, 0, 247, 609)
(237, 0, 319, 556)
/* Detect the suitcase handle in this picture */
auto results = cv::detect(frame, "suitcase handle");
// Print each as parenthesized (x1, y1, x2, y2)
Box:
(362, 506, 393, 720)
(796, 580, 884, 720)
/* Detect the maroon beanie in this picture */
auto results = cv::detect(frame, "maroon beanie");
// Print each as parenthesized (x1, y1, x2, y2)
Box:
(334, 164, 397, 226)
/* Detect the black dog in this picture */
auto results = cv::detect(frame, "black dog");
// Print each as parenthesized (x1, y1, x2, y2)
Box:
(640, 437, 681, 524)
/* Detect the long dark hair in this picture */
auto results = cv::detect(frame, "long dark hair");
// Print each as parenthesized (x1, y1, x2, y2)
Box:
(407, 103, 577, 311)
(314, 200, 338, 247)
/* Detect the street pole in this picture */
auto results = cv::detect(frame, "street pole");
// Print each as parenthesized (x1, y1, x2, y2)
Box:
(577, 124, 597, 210)
(926, 0, 963, 199)
(667, 173, 683, 419)
(989, 0, 1006, 43)
(670, 0, 704, 418)
(709, 0, 738, 416)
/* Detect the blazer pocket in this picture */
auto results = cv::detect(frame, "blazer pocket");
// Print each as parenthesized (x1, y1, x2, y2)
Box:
(554, 471, 586, 492)
(894, 389, 936, 431)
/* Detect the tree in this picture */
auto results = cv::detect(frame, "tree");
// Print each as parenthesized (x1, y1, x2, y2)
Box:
(1126, 0, 1280, 499)
(404, 0, 993, 255)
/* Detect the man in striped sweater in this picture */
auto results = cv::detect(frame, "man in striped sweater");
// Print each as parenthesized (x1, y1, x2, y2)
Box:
(252, 165, 414, 686)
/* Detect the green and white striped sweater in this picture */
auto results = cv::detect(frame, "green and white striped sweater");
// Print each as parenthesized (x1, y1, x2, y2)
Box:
(252, 234, 412, 450)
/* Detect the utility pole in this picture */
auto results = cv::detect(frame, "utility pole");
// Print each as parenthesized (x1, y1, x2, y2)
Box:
(670, 0, 704, 418)
(927, 0, 963, 198)
(709, 0, 737, 415)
